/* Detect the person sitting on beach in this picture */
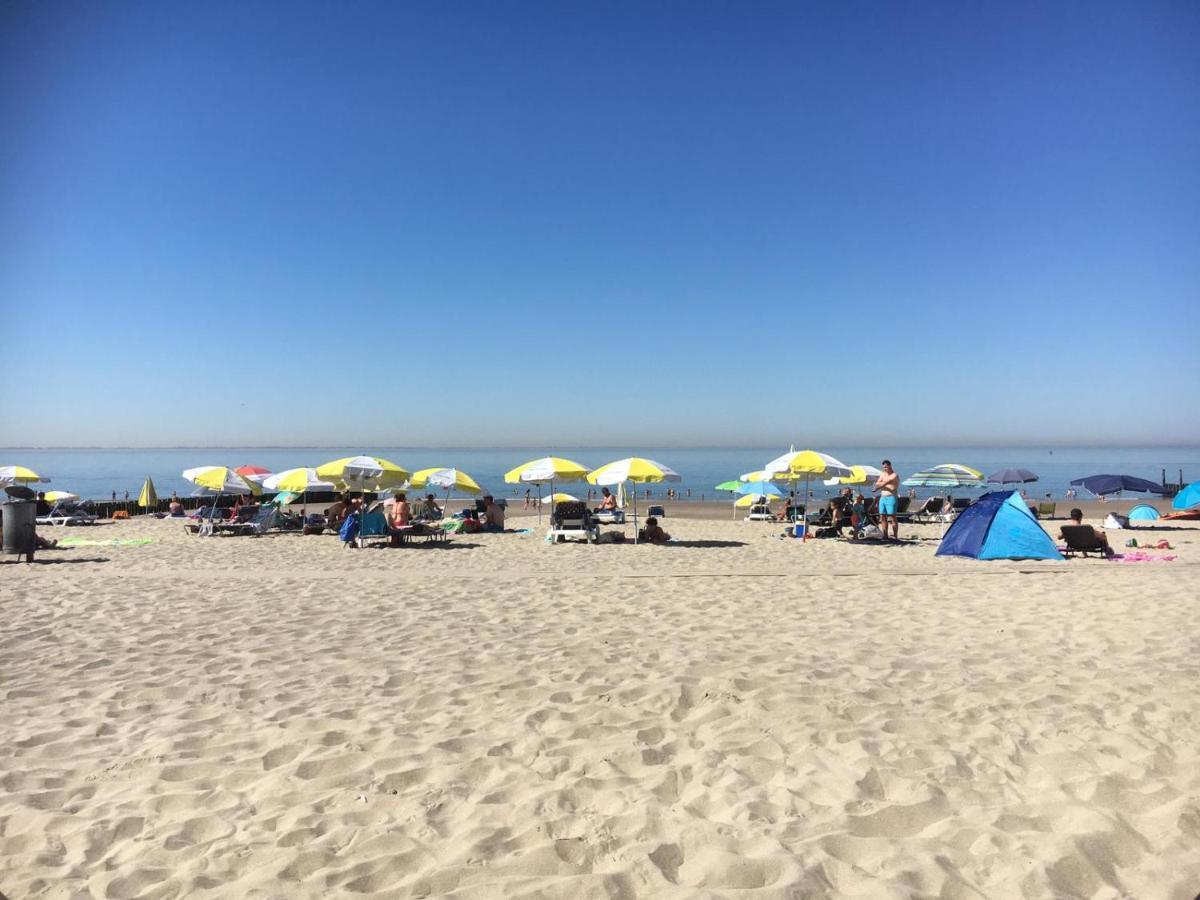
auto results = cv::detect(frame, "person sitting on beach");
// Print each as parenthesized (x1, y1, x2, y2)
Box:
(596, 487, 618, 512)
(639, 516, 670, 544)
(391, 492, 411, 527)
(420, 494, 441, 520)
(168, 498, 184, 516)
(482, 495, 505, 531)
(1059, 508, 1111, 553)
(326, 493, 351, 530)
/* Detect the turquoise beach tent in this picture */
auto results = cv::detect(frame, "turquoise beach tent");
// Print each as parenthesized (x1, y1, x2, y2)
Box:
(1128, 504, 1160, 522)
(936, 490, 1063, 561)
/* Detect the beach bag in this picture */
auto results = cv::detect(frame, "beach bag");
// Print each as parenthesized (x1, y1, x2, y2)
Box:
(1103, 513, 1129, 529)
(339, 512, 361, 544)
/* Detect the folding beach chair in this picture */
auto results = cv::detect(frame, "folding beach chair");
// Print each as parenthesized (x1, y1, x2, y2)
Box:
(1059, 525, 1113, 558)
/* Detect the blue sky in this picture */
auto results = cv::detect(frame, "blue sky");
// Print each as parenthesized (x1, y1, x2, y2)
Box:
(2, 1, 1197, 448)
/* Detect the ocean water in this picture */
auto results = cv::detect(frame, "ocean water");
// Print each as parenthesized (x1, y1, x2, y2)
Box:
(3, 446, 1197, 503)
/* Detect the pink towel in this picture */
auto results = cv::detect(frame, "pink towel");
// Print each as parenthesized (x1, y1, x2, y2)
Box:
(1112, 551, 1177, 563)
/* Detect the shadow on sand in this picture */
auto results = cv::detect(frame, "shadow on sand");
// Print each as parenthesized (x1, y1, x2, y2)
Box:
(663, 540, 748, 549)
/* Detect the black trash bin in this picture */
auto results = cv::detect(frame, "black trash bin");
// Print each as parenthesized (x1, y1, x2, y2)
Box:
(2, 500, 38, 562)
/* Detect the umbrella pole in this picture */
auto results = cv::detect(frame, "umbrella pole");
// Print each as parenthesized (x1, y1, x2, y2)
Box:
(804, 476, 811, 541)
(632, 487, 638, 544)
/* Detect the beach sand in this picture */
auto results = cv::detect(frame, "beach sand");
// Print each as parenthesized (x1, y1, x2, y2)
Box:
(3, 510, 1198, 898)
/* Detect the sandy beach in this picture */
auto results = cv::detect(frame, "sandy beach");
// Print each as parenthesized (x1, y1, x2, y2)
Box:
(3, 509, 1198, 899)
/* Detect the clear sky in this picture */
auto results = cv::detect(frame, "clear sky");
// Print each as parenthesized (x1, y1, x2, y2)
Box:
(2, 1, 1197, 448)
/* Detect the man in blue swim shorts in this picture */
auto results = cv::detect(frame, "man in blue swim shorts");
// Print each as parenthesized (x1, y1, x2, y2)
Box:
(873, 459, 900, 540)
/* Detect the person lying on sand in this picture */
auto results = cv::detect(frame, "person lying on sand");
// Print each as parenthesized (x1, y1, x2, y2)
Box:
(639, 516, 670, 544)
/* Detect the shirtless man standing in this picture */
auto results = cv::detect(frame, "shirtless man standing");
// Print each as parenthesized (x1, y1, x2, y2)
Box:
(873, 459, 900, 540)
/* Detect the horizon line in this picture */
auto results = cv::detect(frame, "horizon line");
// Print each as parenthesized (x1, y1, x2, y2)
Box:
(4, 441, 1200, 452)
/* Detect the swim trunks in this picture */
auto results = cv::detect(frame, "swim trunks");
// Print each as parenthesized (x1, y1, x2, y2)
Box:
(879, 495, 897, 515)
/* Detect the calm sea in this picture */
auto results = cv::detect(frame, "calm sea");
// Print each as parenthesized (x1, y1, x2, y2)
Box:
(3, 446, 1197, 502)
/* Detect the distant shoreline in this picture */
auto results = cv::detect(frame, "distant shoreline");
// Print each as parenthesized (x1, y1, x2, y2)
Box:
(5, 442, 1200, 452)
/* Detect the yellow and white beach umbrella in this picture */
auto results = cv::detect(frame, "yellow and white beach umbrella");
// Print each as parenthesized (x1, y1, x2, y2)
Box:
(587, 457, 680, 543)
(182, 466, 258, 495)
(316, 455, 409, 492)
(410, 467, 482, 495)
(182, 466, 257, 533)
(824, 464, 882, 487)
(764, 449, 853, 481)
(0, 465, 49, 486)
(263, 468, 336, 517)
(263, 468, 335, 494)
(504, 457, 590, 484)
(739, 470, 775, 483)
(587, 457, 681, 486)
(763, 449, 853, 541)
(543, 492, 579, 505)
(43, 490, 78, 503)
(504, 457, 590, 524)
(735, 492, 779, 507)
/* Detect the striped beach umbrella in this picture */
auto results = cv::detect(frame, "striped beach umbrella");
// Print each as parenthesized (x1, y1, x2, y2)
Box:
(902, 464, 986, 489)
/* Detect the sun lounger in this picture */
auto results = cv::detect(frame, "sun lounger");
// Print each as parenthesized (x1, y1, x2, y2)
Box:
(548, 501, 599, 543)
(745, 502, 775, 522)
(892, 496, 913, 522)
(909, 497, 944, 523)
(390, 522, 449, 546)
(1059, 525, 1113, 558)
(216, 506, 278, 536)
(592, 509, 626, 524)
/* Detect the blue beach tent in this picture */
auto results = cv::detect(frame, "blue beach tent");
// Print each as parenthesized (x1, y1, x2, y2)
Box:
(936, 491, 1064, 561)
(1128, 504, 1160, 522)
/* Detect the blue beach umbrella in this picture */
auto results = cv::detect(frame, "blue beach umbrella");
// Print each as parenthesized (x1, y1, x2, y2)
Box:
(734, 480, 784, 497)
(1070, 474, 1167, 496)
(1172, 481, 1200, 510)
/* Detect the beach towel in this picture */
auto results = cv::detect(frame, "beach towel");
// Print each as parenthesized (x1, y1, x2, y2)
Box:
(339, 512, 360, 543)
(58, 538, 153, 547)
(1112, 551, 1177, 563)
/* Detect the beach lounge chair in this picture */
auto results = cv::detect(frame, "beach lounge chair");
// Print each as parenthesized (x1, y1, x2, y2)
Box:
(1059, 525, 1113, 558)
(908, 497, 944, 523)
(1037, 501, 1057, 519)
(745, 502, 775, 522)
(36, 503, 99, 527)
(219, 505, 278, 536)
(592, 508, 626, 525)
(892, 496, 913, 522)
(548, 501, 599, 543)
